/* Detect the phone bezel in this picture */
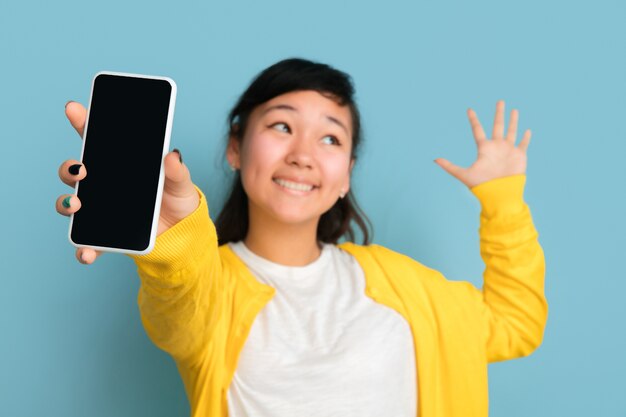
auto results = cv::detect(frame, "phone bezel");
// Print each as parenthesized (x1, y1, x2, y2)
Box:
(68, 70, 177, 256)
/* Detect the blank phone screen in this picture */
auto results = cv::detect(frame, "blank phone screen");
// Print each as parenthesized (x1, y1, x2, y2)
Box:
(70, 73, 173, 252)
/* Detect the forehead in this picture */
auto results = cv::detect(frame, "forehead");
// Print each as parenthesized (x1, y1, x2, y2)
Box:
(255, 90, 352, 136)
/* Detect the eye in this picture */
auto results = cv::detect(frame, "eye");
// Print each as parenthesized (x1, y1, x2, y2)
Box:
(270, 122, 290, 133)
(321, 135, 341, 146)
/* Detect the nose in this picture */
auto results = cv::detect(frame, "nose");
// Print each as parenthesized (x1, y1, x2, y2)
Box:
(285, 136, 314, 169)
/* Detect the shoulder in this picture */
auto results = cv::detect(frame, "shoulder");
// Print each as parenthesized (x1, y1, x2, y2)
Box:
(217, 242, 243, 269)
(338, 242, 444, 282)
(339, 243, 482, 310)
(338, 241, 422, 264)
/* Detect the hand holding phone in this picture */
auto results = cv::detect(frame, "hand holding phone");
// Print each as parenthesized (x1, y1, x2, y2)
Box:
(56, 73, 200, 263)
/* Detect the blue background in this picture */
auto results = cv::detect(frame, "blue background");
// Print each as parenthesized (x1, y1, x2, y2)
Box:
(1, 0, 624, 415)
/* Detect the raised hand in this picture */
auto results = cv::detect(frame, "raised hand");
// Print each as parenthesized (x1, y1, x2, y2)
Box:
(434, 100, 531, 188)
(56, 101, 199, 264)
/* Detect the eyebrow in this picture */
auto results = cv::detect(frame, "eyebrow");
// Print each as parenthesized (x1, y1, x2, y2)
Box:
(261, 104, 349, 136)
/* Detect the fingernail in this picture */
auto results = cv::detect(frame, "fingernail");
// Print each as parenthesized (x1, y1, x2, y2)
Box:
(62, 196, 72, 208)
(172, 148, 183, 164)
(69, 164, 82, 175)
(65, 100, 74, 109)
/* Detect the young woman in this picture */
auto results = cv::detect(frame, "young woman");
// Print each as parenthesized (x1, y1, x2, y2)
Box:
(57, 58, 547, 417)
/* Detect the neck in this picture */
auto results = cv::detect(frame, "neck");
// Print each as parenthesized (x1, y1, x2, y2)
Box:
(243, 207, 322, 267)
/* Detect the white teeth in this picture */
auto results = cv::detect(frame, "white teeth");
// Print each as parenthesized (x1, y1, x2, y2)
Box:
(274, 178, 314, 192)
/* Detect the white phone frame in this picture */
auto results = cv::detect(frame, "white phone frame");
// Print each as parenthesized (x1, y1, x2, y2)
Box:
(68, 70, 177, 256)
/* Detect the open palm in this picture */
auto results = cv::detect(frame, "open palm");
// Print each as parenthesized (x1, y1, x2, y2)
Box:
(435, 100, 531, 188)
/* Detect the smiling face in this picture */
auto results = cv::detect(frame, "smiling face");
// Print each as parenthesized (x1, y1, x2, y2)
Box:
(227, 90, 354, 229)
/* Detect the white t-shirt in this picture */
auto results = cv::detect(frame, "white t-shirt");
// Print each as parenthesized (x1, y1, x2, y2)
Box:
(227, 241, 417, 417)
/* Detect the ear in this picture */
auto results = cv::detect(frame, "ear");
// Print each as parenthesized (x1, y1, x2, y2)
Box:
(226, 136, 241, 169)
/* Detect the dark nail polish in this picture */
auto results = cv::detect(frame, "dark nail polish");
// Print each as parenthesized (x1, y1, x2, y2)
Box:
(172, 148, 183, 164)
(62, 196, 72, 208)
(69, 164, 82, 175)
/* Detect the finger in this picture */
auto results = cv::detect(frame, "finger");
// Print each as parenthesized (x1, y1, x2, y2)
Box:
(506, 109, 519, 144)
(467, 108, 487, 143)
(518, 129, 532, 152)
(434, 158, 465, 182)
(491, 100, 506, 140)
(163, 149, 195, 198)
(76, 248, 102, 265)
(65, 101, 87, 138)
(56, 194, 82, 216)
(58, 159, 87, 187)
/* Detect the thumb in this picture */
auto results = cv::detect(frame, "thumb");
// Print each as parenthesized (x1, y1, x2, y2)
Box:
(163, 149, 196, 198)
(434, 158, 465, 182)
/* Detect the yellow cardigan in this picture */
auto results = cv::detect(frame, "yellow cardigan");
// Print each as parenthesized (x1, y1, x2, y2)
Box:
(129, 174, 547, 417)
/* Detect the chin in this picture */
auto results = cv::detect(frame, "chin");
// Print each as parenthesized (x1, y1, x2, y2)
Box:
(250, 198, 336, 229)
(271, 210, 320, 227)
(263, 202, 332, 227)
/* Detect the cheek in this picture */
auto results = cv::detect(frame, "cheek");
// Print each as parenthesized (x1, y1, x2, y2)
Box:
(321, 155, 351, 188)
(240, 133, 287, 195)
(241, 133, 282, 172)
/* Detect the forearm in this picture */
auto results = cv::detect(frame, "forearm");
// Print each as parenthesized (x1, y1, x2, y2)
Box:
(471, 175, 548, 362)
(127, 185, 224, 362)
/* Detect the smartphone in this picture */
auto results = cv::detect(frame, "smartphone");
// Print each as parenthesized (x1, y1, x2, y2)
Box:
(68, 71, 177, 255)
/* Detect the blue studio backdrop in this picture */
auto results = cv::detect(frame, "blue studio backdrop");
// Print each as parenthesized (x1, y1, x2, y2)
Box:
(1, 0, 624, 416)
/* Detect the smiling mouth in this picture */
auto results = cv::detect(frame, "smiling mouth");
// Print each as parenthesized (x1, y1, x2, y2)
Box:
(273, 178, 316, 192)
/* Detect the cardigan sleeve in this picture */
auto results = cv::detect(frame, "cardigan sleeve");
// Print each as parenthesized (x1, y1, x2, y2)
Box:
(469, 174, 548, 362)
(126, 184, 226, 364)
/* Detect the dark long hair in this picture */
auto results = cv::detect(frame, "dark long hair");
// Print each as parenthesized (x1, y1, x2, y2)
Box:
(215, 58, 372, 246)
